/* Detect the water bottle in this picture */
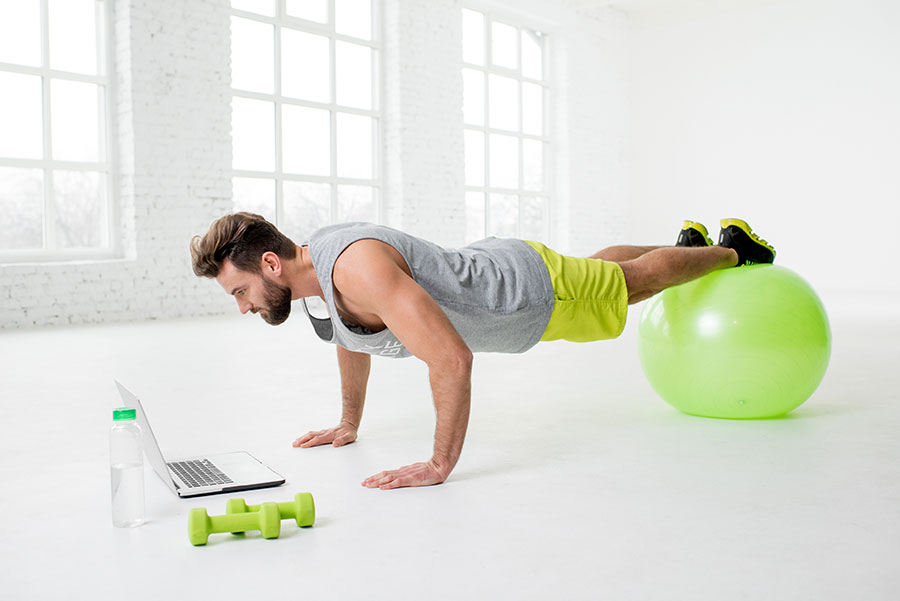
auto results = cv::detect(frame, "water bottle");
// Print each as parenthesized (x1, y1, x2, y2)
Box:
(110, 407, 145, 527)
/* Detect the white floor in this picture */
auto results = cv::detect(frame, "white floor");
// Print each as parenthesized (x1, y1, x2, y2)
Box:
(1, 292, 898, 600)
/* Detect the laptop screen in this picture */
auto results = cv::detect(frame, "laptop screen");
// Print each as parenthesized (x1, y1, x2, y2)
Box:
(114, 381, 177, 493)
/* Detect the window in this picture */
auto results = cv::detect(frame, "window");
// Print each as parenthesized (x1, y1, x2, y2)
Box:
(230, 0, 381, 243)
(462, 8, 550, 243)
(0, 0, 113, 260)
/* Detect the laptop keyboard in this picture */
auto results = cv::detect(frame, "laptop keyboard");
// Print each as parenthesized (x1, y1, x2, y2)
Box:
(167, 459, 233, 488)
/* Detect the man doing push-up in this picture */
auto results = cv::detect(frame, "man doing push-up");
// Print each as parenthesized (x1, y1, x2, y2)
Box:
(190, 214, 774, 490)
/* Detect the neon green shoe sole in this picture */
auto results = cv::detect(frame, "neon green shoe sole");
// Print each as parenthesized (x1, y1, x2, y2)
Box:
(718, 218, 776, 265)
(676, 221, 714, 247)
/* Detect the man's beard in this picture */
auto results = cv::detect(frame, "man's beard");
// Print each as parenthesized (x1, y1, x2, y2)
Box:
(258, 278, 293, 325)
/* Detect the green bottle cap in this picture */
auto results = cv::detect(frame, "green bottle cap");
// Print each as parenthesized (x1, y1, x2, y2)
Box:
(113, 407, 137, 421)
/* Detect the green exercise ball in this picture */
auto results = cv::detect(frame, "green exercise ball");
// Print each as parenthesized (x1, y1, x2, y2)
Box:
(637, 264, 831, 419)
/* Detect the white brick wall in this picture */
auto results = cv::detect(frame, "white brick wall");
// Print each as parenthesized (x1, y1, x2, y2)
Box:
(383, 0, 467, 248)
(0, 0, 630, 329)
(553, 3, 630, 256)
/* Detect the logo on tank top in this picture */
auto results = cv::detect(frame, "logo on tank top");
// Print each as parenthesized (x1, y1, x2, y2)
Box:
(363, 340, 405, 357)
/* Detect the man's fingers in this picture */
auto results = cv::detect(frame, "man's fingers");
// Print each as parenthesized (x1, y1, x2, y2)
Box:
(379, 480, 403, 490)
(361, 471, 390, 488)
(370, 469, 411, 489)
(294, 425, 359, 448)
(362, 463, 444, 489)
(382, 466, 423, 489)
(292, 433, 316, 447)
(301, 435, 331, 447)
(292, 434, 313, 447)
(293, 430, 330, 447)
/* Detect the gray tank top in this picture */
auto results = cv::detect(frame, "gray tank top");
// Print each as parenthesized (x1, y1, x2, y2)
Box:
(300, 223, 554, 358)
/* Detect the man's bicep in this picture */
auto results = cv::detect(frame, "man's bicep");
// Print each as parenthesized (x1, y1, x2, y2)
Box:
(333, 243, 470, 363)
(353, 267, 468, 363)
(378, 276, 470, 363)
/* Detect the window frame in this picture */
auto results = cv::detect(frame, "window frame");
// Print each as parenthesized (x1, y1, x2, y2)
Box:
(0, 0, 118, 264)
(462, 4, 553, 243)
(230, 0, 383, 235)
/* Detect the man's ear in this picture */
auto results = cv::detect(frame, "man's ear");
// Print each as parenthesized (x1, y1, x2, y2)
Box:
(261, 251, 282, 276)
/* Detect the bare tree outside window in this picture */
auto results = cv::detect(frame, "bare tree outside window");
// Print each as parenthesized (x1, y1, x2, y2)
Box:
(0, 0, 113, 261)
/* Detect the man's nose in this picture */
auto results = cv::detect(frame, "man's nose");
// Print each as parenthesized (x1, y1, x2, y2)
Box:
(237, 298, 252, 314)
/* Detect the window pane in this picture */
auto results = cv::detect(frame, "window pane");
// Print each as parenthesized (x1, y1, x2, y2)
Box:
(462, 9, 484, 66)
(51, 80, 103, 162)
(465, 191, 485, 243)
(521, 30, 543, 80)
(0, 167, 43, 249)
(489, 134, 517, 189)
(0, 72, 43, 160)
(491, 21, 517, 70)
(336, 42, 372, 109)
(232, 177, 276, 223)
(337, 184, 375, 222)
(522, 82, 543, 136)
(54, 170, 104, 248)
(335, 0, 371, 40)
(488, 193, 517, 238)
(282, 104, 331, 176)
(231, 17, 274, 94)
(464, 130, 484, 187)
(282, 29, 330, 103)
(286, 0, 327, 23)
(336, 113, 372, 179)
(48, 0, 102, 75)
(488, 74, 518, 132)
(520, 196, 546, 241)
(0, 0, 41, 67)
(232, 0, 276, 17)
(232, 97, 275, 171)
(522, 139, 543, 191)
(462, 68, 484, 126)
(283, 181, 330, 241)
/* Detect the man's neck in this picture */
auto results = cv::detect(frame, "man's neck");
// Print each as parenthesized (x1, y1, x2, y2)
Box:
(285, 245, 323, 300)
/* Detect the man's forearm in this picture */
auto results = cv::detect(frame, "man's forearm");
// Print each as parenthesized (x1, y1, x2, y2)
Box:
(337, 345, 371, 427)
(428, 354, 473, 476)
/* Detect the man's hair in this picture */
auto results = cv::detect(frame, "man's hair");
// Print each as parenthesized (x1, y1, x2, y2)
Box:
(190, 212, 298, 278)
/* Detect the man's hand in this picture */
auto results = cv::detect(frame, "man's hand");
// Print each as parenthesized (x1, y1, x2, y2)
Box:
(293, 421, 358, 448)
(361, 459, 448, 490)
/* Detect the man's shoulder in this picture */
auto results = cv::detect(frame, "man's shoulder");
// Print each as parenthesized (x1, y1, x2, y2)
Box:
(334, 238, 404, 277)
(308, 223, 388, 270)
(336, 237, 390, 257)
(313, 223, 411, 271)
(310, 222, 398, 243)
(332, 239, 413, 311)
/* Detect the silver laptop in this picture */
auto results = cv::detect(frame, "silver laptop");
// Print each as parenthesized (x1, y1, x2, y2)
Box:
(115, 380, 285, 498)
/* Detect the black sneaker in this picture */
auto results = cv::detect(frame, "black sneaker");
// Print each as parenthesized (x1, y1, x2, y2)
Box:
(718, 218, 776, 265)
(675, 221, 714, 247)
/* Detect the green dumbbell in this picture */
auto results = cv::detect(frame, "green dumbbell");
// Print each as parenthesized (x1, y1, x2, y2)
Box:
(188, 502, 281, 546)
(225, 492, 315, 531)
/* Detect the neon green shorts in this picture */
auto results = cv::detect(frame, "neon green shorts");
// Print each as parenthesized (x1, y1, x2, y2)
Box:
(526, 240, 629, 343)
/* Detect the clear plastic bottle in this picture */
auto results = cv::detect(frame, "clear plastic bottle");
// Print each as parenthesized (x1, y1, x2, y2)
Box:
(110, 407, 145, 527)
